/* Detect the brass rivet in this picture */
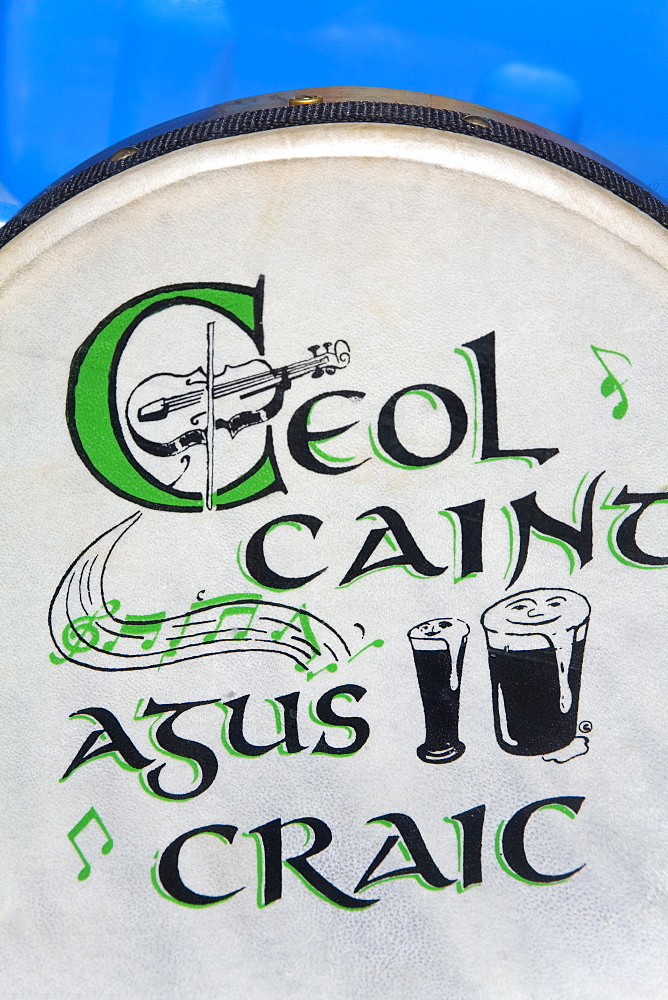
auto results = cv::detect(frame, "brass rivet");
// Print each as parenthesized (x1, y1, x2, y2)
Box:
(110, 146, 139, 161)
(462, 115, 491, 128)
(289, 95, 323, 105)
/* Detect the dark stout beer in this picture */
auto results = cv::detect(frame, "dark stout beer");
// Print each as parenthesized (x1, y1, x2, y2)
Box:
(408, 618, 469, 763)
(482, 589, 590, 756)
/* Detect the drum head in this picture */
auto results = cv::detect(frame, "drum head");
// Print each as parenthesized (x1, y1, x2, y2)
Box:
(1, 88, 666, 1000)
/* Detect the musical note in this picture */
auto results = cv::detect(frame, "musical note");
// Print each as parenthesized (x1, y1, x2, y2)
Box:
(159, 612, 193, 664)
(306, 662, 338, 681)
(591, 345, 632, 420)
(304, 638, 383, 680)
(49, 514, 352, 671)
(67, 807, 113, 881)
(348, 639, 384, 662)
(50, 600, 122, 663)
(102, 611, 166, 652)
(190, 593, 260, 642)
(270, 603, 310, 643)
(270, 604, 322, 667)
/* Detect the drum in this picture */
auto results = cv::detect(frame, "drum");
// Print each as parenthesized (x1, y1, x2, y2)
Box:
(1, 87, 666, 1000)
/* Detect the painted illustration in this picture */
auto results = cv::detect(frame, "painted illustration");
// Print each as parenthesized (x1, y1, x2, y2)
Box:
(49, 513, 352, 673)
(68, 278, 351, 512)
(481, 589, 591, 761)
(590, 344, 632, 420)
(408, 618, 469, 763)
(125, 319, 351, 506)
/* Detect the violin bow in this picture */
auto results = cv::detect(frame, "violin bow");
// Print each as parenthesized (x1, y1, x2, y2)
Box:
(205, 320, 215, 510)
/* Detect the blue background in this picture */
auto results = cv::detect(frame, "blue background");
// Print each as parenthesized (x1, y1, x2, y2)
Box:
(0, 0, 665, 216)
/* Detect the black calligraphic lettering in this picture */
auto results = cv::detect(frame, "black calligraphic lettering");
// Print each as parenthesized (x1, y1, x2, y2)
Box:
(142, 698, 219, 800)
(245, 514, 326, 589)
(287, 390, 368, 474)
(311, 684, 370, 755)
(249, 818, 283, 906)
(273, 692, 309, 752)
(499, 796, 585, 884)
(462, 332, 558, 465)
(62, 707, 154, 780)
(157, 825, 243, 906)
(508, 473, 603, 587)
(249, 816, 377, 909)
(354, 813, 455, 892)
(339, 505, 446, 586)
(451, 805, 485, 889)
(377, 384, 467, 467)
(610, 486, 668, 565)
(443, 499, 485, 577)
(223, 693, 307, 756)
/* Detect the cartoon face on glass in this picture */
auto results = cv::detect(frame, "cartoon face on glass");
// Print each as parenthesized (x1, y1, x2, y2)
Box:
(408, 617, 469, 765)
(481, 589, 590, 756)
(503, 593, 570, 626)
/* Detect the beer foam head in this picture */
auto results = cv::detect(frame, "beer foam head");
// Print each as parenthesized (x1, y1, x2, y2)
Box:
(481, 589, 590, 713)
(481, 589, 590, 645)
(408, 617, 469, 650)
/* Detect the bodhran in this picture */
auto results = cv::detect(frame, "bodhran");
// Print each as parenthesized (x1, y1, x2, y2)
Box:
(1, 88, 666, 1000)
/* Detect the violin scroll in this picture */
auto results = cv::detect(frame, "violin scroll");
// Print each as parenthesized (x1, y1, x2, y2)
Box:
(332, 339, 351, 369)
(309, 339, 351, 378)
(126, 337, 353, 462)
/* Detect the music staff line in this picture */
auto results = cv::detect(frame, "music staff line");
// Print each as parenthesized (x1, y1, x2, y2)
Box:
(50, 512, 382, 678)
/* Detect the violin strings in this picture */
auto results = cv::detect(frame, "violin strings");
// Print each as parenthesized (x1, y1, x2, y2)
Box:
(158, 356, 322, 414)
(210, 357, 317, 398)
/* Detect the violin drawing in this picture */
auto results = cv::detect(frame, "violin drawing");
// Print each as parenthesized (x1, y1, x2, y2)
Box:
(127, 330, 350, 457)
(125, 322, 351, 504)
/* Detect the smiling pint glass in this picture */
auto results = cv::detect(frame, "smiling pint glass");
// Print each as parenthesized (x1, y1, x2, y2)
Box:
(481, 589, 590, 756)
(408, 618, 469, 763)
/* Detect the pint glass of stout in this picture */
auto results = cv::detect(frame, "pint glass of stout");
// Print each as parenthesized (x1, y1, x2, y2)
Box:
(408, 618, 469, 763)
(481, 589, 590, 756)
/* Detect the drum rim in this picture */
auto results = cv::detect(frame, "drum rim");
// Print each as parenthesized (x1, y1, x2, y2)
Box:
(1, 90, 666, 249)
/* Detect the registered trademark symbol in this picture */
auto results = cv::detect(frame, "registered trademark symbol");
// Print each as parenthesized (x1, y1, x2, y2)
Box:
(579, 720, 593, 734)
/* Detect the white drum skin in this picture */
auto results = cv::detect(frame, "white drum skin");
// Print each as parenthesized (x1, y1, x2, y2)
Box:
(0, 89, 666, 1000)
